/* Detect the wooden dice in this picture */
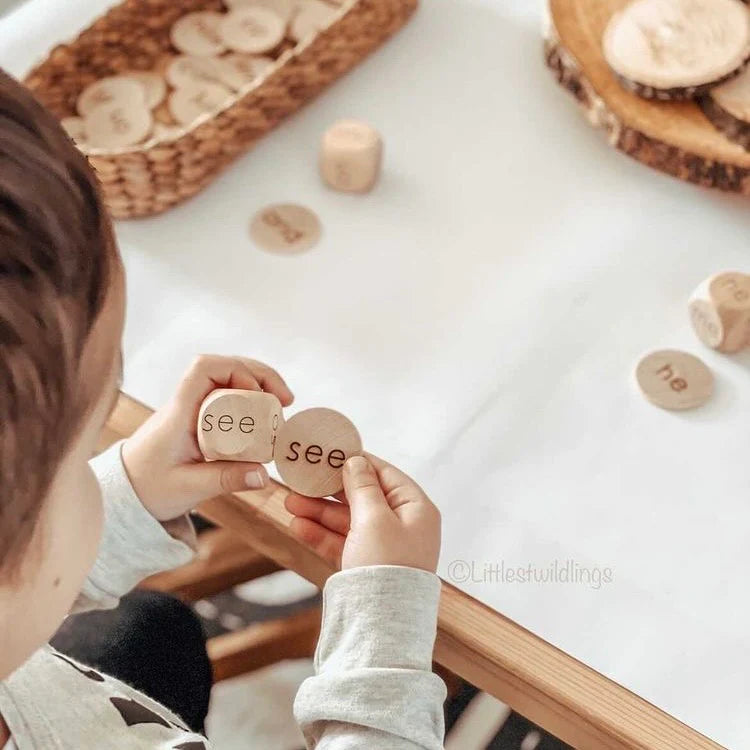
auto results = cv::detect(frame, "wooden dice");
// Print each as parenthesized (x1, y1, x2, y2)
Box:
(275, 408, 362, 497)
(197, 392, 362, 497)
(319, 119, 382, 193)
(688, 271, 750, 353)
(198, 389, 282, 463)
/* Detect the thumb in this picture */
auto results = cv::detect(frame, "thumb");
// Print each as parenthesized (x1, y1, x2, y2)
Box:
(185, 460, 268, 499)
(343, 455, 388, 524)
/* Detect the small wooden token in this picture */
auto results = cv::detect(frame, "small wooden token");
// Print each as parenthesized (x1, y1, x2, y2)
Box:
(290, 0, 336, 41)
(249, 203, 322, 254)
(274, 407, 362, 497)
(602, 0, 750, 100)
(217, 54, 274, 89)
(220, 7, 287, 54)
(83, 102, 153, 148)
(168, 82, 233, 126)
(61, 116, 86, 143)
(224, 0, 296, 22)
(198, 389, 283, 463)
(124, 72, 167, 109)
(171, 11, 227, 56)
(166, 55, 226, 89)
(77, 76, 146, 117)
(635, 350, 714, 410)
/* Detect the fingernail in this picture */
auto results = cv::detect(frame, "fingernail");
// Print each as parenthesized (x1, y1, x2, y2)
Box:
(245, 469, 266, 489)
(345, 455, 368, 474)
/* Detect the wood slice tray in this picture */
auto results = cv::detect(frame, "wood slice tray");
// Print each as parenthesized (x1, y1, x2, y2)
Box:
(545, 0, 750, 194)
(23, 0, 417, 219)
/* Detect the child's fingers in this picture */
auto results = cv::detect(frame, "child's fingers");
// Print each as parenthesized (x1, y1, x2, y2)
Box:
(284, 493, 350, 535)
(361, 452, 429, 510)
(236, 357, 294, 406)
(289, 517, 345, 566)
(177, 355, 263, 407)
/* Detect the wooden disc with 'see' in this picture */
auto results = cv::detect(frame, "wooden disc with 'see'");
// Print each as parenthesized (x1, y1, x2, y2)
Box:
(274, 408, 362, 497)
(249, 203, 322, 255)
(635, 350, 714, 411)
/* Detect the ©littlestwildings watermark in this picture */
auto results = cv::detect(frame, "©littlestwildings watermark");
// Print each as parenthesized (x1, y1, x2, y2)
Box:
(446, 559, 614, 590)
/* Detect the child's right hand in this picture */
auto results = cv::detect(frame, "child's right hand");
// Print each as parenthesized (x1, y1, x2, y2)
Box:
(285, 454, 441, 573)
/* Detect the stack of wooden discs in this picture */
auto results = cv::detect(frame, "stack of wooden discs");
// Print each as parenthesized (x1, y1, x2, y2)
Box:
(602, 0, 750, 151)
(60, 0, 342, 151)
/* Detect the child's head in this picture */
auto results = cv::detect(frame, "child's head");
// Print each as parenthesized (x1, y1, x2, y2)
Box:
(0, 69, 125, 675)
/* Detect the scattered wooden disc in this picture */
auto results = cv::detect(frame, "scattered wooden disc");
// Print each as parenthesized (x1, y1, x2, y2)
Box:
(546, 0, 750, 195)
(220, 7, 287, 53)
(77, 76, 146, 117)
(168, 82, 233, 126)
(197, 388, 283, 463)
(635, 349, 714, 410)
(602, 0, 750, 100)
(224, 0, 296, 22)
(274, 407, 362, 497)
(83, 102, 153, 148)
(171, 11, 227, 56)
(290, 0, 337, 42)
(60, 116, 86, 143)
(124, 71, 167, 109)
(249, 203, 322, 254)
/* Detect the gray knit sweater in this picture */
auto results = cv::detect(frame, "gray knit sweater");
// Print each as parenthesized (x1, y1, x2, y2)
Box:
(0, 442, 446, 749)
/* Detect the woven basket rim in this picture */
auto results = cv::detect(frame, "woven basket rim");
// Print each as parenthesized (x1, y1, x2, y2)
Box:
(27, 0, 363, 158)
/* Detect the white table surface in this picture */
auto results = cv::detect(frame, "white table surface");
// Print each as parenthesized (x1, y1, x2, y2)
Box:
(2, 0, 749, 746)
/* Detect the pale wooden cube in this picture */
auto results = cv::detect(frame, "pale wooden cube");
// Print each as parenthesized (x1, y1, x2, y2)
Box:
(197, 389, 282, 463)
(688, 271, 750, 353)
(319, 119, 382, 193)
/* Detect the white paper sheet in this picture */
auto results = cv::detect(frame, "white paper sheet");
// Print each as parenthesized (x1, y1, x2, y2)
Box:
(1, 0, 748, 746)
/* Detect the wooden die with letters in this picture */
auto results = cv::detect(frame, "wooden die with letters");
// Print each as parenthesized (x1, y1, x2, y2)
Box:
(197, 389, 282, 463)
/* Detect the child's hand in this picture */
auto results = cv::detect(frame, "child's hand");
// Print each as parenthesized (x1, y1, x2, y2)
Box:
(285, 454, 441, 573)
(122, 355, 294, 521)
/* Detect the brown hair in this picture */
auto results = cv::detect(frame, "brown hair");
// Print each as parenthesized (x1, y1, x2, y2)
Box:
(0, 68, 116, 578)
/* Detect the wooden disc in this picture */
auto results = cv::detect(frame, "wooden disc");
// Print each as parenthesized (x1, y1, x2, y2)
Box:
(602, 0, 750, 98)
(290, 0, 337, 41)
(249, 203, 322, 254)
(124, 72, 167, 109)
(220, 7, 287, 54)
(217, 54, 274, 89)
(635, 349, 714, 410)
(546, 0, 750, 194)
(83, 102, 153, 148)
(168, 82, 233, 126)
(166, 55, 226, 89)
(60, 116, 86, 143)
(171, 12, 227, 56)
(224, 0, 296, 22)
(274, 408, 362, 497)
(77, 76, 146, 117)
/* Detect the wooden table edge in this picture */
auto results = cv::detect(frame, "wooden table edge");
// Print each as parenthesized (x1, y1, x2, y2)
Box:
(101, 392, 724, 750)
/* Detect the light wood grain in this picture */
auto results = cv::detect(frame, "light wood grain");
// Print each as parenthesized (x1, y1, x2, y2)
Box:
(547, 0, 750, 194)
(102, 391, 725, 750)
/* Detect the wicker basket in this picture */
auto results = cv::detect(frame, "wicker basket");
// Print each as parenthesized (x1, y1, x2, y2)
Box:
(23, 0, 417, 218)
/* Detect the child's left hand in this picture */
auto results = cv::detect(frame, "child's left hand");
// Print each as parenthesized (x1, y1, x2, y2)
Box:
(121, 354, 294, 521)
